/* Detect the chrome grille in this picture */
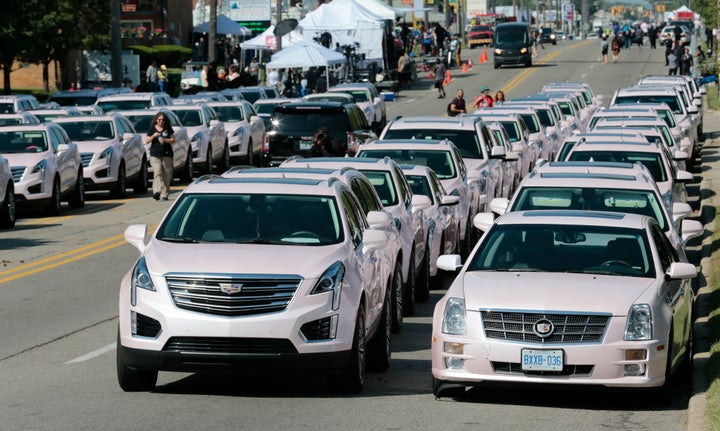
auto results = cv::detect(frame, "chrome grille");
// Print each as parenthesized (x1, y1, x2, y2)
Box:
(481, 310, 610, 344)
(163, 337, 297, 354)
(165, 274, 302, 316)
(10, 166, 25, 182)
(80, 153, 94, 167)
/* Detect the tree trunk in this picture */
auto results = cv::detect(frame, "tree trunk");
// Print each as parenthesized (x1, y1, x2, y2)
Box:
(43, 61, 50, 93)
(2, 65, 11, 95)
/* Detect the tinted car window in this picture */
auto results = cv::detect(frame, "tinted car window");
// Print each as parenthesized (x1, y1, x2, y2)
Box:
(358, 149, 457, 179)
(271, 109, 351, 135)
(0, 130, 48, 153)
(383, 129, 483, 159)
(568, 151, 667, 182)
(214, 106, 245, 122)
(172, 109, 203, 127)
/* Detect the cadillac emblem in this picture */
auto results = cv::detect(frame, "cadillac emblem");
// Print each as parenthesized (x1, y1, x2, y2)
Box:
(533, 318, 554, 338)
(219, 283, 243, 294)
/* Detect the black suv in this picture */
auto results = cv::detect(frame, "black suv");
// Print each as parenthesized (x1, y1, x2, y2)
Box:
(263, 102, 378, 166)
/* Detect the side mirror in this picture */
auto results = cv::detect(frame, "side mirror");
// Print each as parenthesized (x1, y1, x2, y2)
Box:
(666, 262, 697, 279)
(210, 119, 221, 128)
(437, 254, 463, 272)
(122, 132, 136, 141)
(504, 151, 519, 161)
(672, 202, 693, 223)
(681, 219, 703, 243)
(490, 145, 506, 158)
(676, 170, 693, 183)
(687, 105, 698, 114)
(673, 150, 689, 161)
(489, 197, 509, 215)
(366, 210, 394, 230)
(441, 195, 461, 206)
(411, 194, 432, 212)
(473, 212, 495, 232)
(125, 224, 149, 253)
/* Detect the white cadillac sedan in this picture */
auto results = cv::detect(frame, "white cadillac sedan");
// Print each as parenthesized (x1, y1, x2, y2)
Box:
(432, 210, 696, 399)
(207, 100, 265, 166)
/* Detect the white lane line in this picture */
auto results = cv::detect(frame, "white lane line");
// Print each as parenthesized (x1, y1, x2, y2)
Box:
(65, 343, 116, 364)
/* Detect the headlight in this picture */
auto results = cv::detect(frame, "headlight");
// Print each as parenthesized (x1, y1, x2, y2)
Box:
(31, 158, 47, 180)
(231, 128, 244, 138)
(681, 126, 690, 138)
(442, 297, 466, 335)
(625, 304, 652, 340)
(495, 49, 502, 55)
(191, 132, 202, 143)
(311, 261, 345, 311)
(550, 34, 556, 40)
(520, 47, 527, 54)
(662, 191, 672, 210)
(130, 256, 155, 306)
(99, 146, 114, 166)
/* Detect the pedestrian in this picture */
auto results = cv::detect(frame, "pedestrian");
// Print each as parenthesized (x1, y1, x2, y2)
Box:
(423, 26, 434, 56)
(668, 48, 678, 75)
(494, 90, 506, 105)
(397, 50, 411, 88)
(308, 127, 343, 157)
(207, 62, 220, 90)
(448, 89, 467, 117)
(473, 85, 494, 109)
(649, 24, 657, 49)
(601, 34, 609, 64)
(665, 40, 672, 65)
(157, 64, 168, 92)
(681, 47, 692, 76)
(531, 29, 539, 57)
(146, 112, 175, 201)
(200, 64, 209, 89)
(611, 34, 621, 63)
(449, 34, 459, 67)
(434, 58, 446, 98)
(267, 67, 280, 89)
(146, 61, 157, 91)
(248, 57, 259, 82)
(197, 36, 207, 61)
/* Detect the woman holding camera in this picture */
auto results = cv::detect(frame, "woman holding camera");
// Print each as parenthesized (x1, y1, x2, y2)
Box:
(308, 127, 343, 157)
(146, 112, 176, 201)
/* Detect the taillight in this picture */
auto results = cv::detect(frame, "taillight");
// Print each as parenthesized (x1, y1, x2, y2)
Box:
(346, 132, 358, 153)
(261, 132, 269, 152)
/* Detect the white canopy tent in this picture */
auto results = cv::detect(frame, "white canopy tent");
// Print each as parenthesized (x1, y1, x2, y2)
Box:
(266, 40, 347, 89)
(240, 25, 305, 51)
(193, 15, 252, 37)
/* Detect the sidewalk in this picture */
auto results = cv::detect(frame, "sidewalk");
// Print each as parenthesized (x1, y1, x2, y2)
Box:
(688, 103, 719, 431)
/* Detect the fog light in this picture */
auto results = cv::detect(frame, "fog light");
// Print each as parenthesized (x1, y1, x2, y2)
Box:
(445, 357, 464, 369)
(625, 349, 647, 360)
(444, 342, 464, 354)
(624, 363, 646, 376)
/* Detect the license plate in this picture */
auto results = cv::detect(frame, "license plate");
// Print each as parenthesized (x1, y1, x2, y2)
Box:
(521, 349, 564, 371)
(298, 141, 313, 150)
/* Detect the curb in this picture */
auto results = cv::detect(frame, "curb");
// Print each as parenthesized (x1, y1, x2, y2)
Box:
(688, 106, 716, 431)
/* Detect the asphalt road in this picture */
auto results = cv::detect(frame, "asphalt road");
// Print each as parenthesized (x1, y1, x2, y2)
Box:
(0, 39, 702, 430)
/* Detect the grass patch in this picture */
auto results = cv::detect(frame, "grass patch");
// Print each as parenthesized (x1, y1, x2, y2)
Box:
(707, 84, 720, 111)
(705, 206, 720, 429)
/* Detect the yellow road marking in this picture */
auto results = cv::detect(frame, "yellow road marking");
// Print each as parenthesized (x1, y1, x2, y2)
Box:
(0, 226, 157, 285)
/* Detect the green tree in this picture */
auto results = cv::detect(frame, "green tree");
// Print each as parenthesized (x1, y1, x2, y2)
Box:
(0, 2, 33, 94)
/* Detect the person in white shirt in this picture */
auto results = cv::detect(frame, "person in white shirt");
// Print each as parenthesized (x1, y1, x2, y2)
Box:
(267, 68, 280, 88)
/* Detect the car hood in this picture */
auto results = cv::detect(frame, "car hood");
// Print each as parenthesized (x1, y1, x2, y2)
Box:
(458, 272, 655, 315)
(74, 140, 117, 153)
(222, 122, 245, 133)
(2, 152, 48, 167)
(144, 239, 346, 279)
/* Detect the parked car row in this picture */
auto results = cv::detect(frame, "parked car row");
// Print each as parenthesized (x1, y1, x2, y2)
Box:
(431, 78, 704, 400)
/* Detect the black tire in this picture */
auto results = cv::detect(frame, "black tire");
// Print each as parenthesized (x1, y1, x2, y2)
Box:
(67, 170, 85, 209)
(110, 163, 127, 198)
(133, 158, 149, 194)
(0, 184, 16, 229)
(367, 285, 392, 372)
(202, 146, 213, 175)
(404, 251, 416, 317)
(430, 233, 446, 289)
(390, 259, 404, 333)
(416, 240, 431, 303)
(218, 142, 230, 173)
(45, 178, 61, 216)
(328, 303, 366, 394)
(494, 63, 500, 69)
(179, 152, 193, 182)
(246, 140, 254, 166)
(117, 332, 158, 392)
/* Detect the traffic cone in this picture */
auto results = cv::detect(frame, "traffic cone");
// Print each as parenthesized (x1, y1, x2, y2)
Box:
(446, 70, 451, 84)
(481, 48, 488, 63)
(468, 59, 473, 69)
(429, 71, 434, 79)
(479, 53, 483, 64)
(462, 63, 467, 73)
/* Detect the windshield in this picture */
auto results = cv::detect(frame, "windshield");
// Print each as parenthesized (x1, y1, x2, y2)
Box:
(171, 109, 203, 127)
(253, 103, 277, 115)
(357, 149, 456, 179)
(0, 118, 22, 127)
(96, 100, 151, 111)
(510, 187, 668, 231)
(568, 151, 667, 182)
(382, 129, 482, 159)
(518, 113, 540, 133)
(157, 193, 343, 245)
(0, 103, 15, 114)
(270, 110, 351, 134)
(495, 28, 529, 47)
(126, 115, 153, 132)
(49, 96, 97, 106)
(57, 121, 115, 141)
(240, 91, 262, 104)
(213, 106, 245, 122)
(614, 95, 682, 115)
(360, 170, 398, 207)
(468, 224, 654, 277)
(330, 90, 369, 103)
(406, 174, 432, 200)
(0, 131, 48, 153)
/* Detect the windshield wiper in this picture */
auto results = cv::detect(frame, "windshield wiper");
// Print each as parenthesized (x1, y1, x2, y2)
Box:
(159, 237, 198, 243)
(566, 269, 616, 276)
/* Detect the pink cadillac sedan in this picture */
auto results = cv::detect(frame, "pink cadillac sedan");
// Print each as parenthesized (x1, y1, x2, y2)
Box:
(431, 210, 696, 399)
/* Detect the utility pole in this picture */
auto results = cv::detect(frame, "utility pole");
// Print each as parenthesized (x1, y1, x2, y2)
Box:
(208, 0, 217, 63)
(276, 0, 283, 52)
(111, 0, 122, 87)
